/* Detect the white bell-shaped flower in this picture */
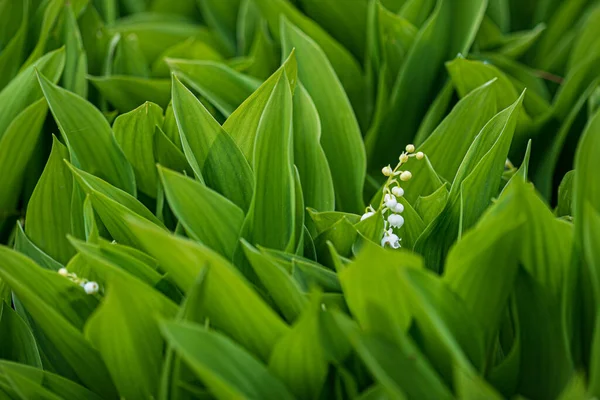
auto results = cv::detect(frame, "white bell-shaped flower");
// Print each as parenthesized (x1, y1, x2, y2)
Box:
(381, 231, 401, 249)
(384, 194, 397, 208)
(393, 203, 404, 213)
(388, 214, 404, 228)
(58, 268, 68, 277)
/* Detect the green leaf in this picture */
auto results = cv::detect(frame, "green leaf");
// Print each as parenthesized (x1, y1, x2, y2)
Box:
(89, 75, 171, 113)
(0, 47, 64, 139)
(25, 137, 74, 265)
(14, 222, 64, 271)
(168, 58, 261, 117)
(21, 0, 62, 68)
(113, 102, 163, 197)
(112, 33, 150, 77)
(241, 69, 295, 252)
(0, 99, 48, 223)
(0, 0, 28, 90)
(121, 215, 290, 360)
(268, 294, 328, 400)
(0, 302, 42, 368)
(292, 83, 335, 212)
(161, 320, 294, 400)
(171, 75, 253, 211)
(333, 311, 453, 400)
(151, 36, 224, 77)
(0, 247, 116, 398)
(159, 166, 244, 259)
(281, 18, 366, 213)
(38, 71, 136, 195)
(223, 51, 297, 162)
(556, 171, 575, 217)
(62, 3, 88, 98)
(153, 125, 192, 175)
(196, 0, 240, 54)
(242, 241, 307, 322)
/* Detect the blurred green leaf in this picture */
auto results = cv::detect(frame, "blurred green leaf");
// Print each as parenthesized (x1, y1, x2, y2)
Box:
(0, 302, 42, 368)
(62, 3, 88, 98)
(89, 75, 171, 113)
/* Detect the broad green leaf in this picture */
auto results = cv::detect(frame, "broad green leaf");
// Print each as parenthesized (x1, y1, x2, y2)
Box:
(0, 99, 48, 223)
(38, 71, 136, 195)
(196, 0, 240, 54)
(161, 321, 294, 400)
(252, 0, 365, 122)
(268, 295, 328, 400)
(159, 166, 244, 259)
(553, 52, 600, 121)
(14, 222, 64, 271)
(281, 18, 366, 213)
(339, 242, 422, 342)
(244, 23, 279, 80)
(112, 33, 150, 77)
(0, 47, 64, 139)
(308, 210, 360, 236)
(242, 69, 295, 251)
(89, 75, 171, 113)
(292, 85, 335, 213)
(107, 15, 210, 61)
(85, 275, 175, 399)
(0, 302, 42, 368)
(168, 58, 261, 117)
(25, 137, 74, 265)
(568, 4, 600, 71)
(67, 163, 164, 228)
(151, 36, 223, 77)
(242, 241, 307, 322)
(21, 0, 62, 68)
(0, 0, 28, 90)
(443, 185, 525, 352)
(415, 94, 523, 270)
(314, 217, 358, 260)
(333, 311, 453, 400)
(121, 216, 290, 360)
(113, 102, 163, 197)
(223, 51, 297, 162)
(0, 247, 116, 397)
(0, 361, 103, 400)
(62, 3, 88, 97)
(415, 183, 450, 225)
(153, 125, 192, 175)
(171, 75, 253, 211)
(556, 171, 575, 217)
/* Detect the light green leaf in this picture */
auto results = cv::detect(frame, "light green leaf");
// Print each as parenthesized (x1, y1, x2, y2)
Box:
(25, 137, 74, 265)
(0, 302, 42, 368)
(161, 320, 294, 400)
(0, 0, 28, 90)
(159, 166, 244, 259)
(38, 71, 136, 195)
(196, 0, 240, 54)
(171, 75, 253, 211)
(14, 222, 64, 271)
(112, 33, 150, 77)
(62, 3, 88, 98)
(168, 58, 261, 117)
(151, 36, 223, 77)
(281, 18, 366, 213)
(113, 102, 163, 197)
(89, 75, 171, 113)
(242, 69, 295, 252)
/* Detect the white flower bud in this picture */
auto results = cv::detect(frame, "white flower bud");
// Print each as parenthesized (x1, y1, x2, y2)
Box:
(384, 194, 397, 208)
(84, 281, 99, 295)
(400, 171, 412, 181)
(58, 268, 69, 277)
(416, 151, 424, 160)
(388, 214, 404, 228)
(360, 211, 374, 221)
(394, 203, 404, 213)
(391, 186, 404, 197)
(382, 165, 393, 176)
(399, 153, 409, 163)
(405, 144, 415, 153)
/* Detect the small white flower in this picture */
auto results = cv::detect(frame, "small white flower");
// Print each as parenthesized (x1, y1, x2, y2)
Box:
(381, 230, 401, 249)
(394, 203, 404, 213)
(400, 171, 412, 181)
(381, 165, 393, 176)
(405, 144, 415, 153)
(360, 211, 374, 221)
(416, 151, 424, 160)
(384, 194, 397, 208)
(58, 268, 68, 277)
(399, 153, 409, 163)
(388, 214, 404, 228)
(392, 186, 404, 197)
(84, 281, 99, 295)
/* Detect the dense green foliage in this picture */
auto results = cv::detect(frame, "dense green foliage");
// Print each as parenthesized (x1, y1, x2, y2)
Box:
(0, 0, 599, 398)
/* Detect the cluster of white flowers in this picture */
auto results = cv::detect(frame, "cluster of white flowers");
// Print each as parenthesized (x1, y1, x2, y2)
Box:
(361, 144, 425, 249)
(58, 268, 100, 295)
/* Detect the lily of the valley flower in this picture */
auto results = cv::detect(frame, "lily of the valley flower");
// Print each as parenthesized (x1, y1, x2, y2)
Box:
(381, 229, 401, 249)
(57, 267, 100, 296)
(388, 214, 404, 228)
